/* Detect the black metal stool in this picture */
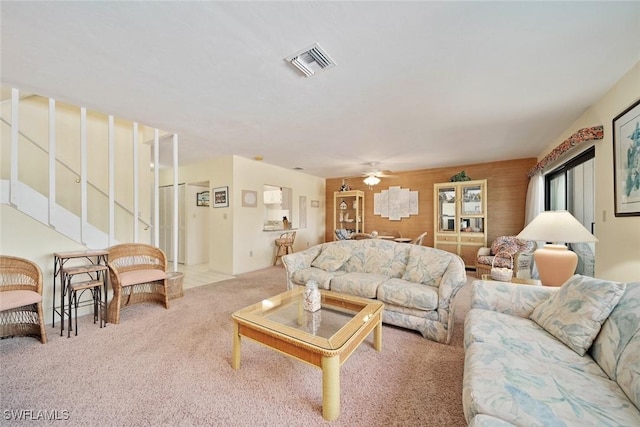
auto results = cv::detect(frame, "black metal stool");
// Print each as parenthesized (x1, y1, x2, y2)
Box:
(64, 264, 108, 337)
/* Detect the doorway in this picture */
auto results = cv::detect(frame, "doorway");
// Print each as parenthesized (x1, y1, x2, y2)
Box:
(159, 182, 209, 265)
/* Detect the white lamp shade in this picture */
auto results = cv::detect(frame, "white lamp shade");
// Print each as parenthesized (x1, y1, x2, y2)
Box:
(517, 210, 598, 243)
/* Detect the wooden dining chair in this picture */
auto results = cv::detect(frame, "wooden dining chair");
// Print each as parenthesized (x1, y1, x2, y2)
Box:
(410, 232, 428, 246)
(274, 231, 296, 265)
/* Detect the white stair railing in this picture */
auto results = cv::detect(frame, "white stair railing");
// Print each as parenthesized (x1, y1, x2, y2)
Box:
(0, 87, 169, 249)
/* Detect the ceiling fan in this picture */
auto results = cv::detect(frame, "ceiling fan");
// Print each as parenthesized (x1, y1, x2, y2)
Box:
(359, 162, 395, 187)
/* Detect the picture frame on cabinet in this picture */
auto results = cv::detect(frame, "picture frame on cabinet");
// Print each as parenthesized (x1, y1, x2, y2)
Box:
(212, 186, 229, 208)
(613, 99, 640, 217)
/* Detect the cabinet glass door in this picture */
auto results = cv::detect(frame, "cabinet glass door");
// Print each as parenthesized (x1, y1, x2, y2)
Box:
(437, 187, 456, 232)
(461, 184, 483, 215)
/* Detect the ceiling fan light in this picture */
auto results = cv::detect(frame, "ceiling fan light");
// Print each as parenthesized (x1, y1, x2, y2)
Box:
(363, 175, 381, 186)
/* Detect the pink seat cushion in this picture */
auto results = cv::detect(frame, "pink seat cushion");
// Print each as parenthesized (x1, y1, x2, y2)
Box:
(0, 290, 42, 311)
(119, 269, 167, 287)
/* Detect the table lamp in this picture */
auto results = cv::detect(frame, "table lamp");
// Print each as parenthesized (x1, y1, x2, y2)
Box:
(517, 210, 598, 286)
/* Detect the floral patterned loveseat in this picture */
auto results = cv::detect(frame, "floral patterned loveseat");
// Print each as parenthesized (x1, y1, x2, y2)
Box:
(282, 239, 466, 344)
(463, 276, 640, 426)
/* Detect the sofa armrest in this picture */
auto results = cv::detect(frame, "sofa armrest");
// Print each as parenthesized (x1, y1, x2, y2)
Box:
(471, 280, 558, 318)
(282, 245, 322, 290)
(439, 254, 467, 310)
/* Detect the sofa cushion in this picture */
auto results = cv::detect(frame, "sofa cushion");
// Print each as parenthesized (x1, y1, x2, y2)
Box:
(119, 269, 167, 287)
(530, 275, 626, 356)
(291, 267, 344, 290)
(463, 340, 640, 427)
(464, 308, 608, 379)
(591, 282, 640, 381)
(617, 331, 640, 412)
(364, 240, 410, 278)
(402, 246, 451, 287)
(330, 273, 387, 298)
(311, 242, 352, 272)
(0, 290, 42, 311)
(590, 282, 640, 411)
(377, 278, 438, 311)
(341, 241, 368, 273)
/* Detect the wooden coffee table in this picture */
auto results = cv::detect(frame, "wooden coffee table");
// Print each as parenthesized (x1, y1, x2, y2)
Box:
(231, 288, 383, 421)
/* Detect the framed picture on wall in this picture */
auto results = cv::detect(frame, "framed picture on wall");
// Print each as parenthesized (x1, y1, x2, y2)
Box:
(196, 191, 209, 207)
(212, 186, 229, 208)
(242, 190, 257, 207)
(613, 99, 640, 217)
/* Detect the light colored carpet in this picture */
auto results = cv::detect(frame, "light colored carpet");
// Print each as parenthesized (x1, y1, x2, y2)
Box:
(0, 266, 473, 426)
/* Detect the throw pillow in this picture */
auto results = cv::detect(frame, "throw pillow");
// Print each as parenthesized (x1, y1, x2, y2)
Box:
(401, 246, 451, 287)
(530, 275, 626, 356)
(311, 243, 352, 272)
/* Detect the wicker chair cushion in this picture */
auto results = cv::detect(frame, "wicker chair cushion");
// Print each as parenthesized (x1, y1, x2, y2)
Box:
(118, 270, 167, 287)
(0, 290, 42, 311)
(477, 255, 512, 269)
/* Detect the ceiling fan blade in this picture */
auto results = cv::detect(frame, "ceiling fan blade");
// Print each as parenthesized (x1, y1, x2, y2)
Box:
(377, 170, 396, 177)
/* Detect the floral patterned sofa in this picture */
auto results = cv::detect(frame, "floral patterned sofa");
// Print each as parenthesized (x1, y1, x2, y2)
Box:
(282, 239, 466, 344)
(463, 276, 640, 426)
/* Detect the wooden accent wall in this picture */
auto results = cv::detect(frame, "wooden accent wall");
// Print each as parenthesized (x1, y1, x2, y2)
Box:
(325, 158, 537, 247)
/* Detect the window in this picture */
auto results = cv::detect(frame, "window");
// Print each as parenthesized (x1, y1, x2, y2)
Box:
(545, 146, 595, 276)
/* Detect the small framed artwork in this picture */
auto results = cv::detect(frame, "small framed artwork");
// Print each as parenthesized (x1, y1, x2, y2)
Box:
(310, 200, 320, 208)
(613, 99, 640, 217)
(196, 191, 209, 207)
(212, 186, 229, 208)
(242, 190, 257, 208)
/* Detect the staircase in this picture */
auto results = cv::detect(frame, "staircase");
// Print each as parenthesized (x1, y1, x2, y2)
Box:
(0, 88, 167, 249)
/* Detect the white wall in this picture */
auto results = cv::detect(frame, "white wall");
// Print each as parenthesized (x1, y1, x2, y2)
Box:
(232, 156, 325, 274)
(0, 204, 88, 320)
(536, 61, 640, 282)
(160, 155, 325, 275)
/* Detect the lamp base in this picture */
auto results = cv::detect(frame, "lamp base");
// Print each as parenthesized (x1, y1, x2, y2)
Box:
(534, 244, 578, 287)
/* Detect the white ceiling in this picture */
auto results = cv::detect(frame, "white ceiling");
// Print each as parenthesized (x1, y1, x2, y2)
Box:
(2, 1, 639, 179)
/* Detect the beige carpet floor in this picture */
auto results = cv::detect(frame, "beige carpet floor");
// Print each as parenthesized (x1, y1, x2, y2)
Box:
(0, 266, 473, 426)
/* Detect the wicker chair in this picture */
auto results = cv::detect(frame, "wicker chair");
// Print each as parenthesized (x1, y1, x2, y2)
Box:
(0, 256, 47, 343)
(475, 236, 536, 279)
(107, 243, 169, 324)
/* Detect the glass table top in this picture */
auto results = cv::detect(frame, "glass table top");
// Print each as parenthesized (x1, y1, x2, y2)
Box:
(232, 287, 383, 351)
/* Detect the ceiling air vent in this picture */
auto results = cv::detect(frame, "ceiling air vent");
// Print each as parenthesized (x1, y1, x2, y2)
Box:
(285, 43, 336, 77)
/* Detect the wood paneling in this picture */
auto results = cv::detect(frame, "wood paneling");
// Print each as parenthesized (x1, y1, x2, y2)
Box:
(325, 158, 536, 246)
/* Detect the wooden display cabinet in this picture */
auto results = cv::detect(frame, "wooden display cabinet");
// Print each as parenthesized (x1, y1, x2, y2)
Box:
(334, 190, 365, 239)
(433, 180, 487, 268)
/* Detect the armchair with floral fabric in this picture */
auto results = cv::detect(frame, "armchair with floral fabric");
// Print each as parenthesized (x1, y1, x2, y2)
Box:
(475, 236, 536, 279)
